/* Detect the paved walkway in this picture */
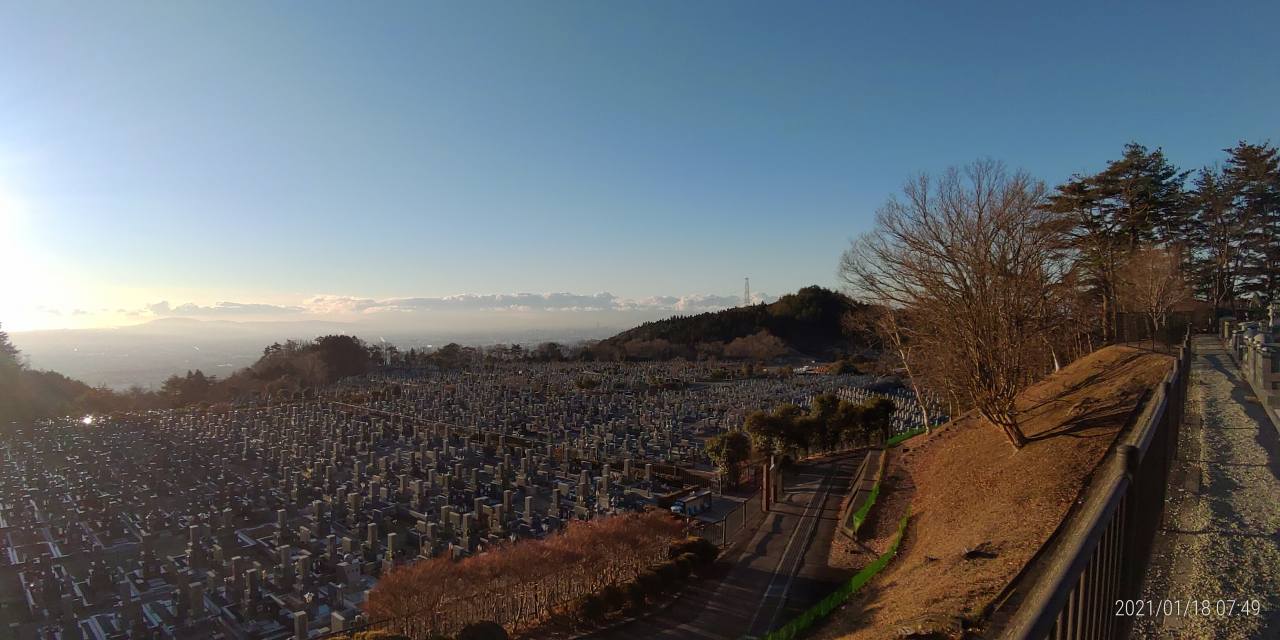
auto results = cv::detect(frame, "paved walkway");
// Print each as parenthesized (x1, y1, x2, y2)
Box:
(592, 454, 858, 640)
(1135, 336, 1280, 639)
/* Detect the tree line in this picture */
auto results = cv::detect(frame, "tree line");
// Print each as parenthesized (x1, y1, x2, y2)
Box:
(706, 394, 896, 485)
(841, 140, 1278, 450)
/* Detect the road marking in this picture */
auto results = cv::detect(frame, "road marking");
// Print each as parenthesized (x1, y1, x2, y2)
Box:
(746, 463, 835, 636)
(767, 465, 837, 633)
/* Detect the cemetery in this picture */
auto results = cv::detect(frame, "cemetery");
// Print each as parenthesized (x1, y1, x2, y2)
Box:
(0, 360, 930, 639)
(1222, 303, 1280, 419)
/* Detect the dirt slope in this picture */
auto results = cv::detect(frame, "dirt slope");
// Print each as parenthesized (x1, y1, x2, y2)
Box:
(813, 345, 1173, 640)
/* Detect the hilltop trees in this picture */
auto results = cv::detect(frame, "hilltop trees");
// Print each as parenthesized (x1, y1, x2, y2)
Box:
(160, 370, 216, 406)
(314, 334, 374, 379)
(602, 286, 868, 361)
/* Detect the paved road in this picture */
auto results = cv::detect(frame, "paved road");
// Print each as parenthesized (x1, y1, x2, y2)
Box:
(593, 454, 859, 640)
(1136, 337, 1280, 639)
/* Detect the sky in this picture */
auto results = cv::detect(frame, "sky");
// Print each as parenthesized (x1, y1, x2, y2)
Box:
(2, 0, 1278, 333)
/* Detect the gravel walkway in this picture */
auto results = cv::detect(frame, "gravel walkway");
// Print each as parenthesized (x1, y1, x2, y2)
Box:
(1135, 337, 1280, 639)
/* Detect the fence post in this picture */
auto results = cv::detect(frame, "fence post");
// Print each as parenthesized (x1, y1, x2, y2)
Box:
(761, 460, 771, 512)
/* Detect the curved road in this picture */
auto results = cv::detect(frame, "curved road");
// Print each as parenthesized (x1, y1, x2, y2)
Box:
(594, 453, 859, 640)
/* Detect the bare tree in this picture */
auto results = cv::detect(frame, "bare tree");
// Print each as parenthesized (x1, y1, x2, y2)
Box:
(1116, 245, 1192, 344)
(840, 160, 1068, 449)
(846, 306, 931, 432)
(723, 331, 786, 361)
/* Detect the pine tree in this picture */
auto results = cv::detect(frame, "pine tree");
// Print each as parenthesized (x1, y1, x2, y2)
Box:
(1094, 143, 1188, 248)
(1223, 141, 1280, 306)
(1045, 143, 1187, 341)
(1185, 166, 1247, 313)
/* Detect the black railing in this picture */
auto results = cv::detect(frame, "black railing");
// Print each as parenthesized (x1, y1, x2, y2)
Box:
(990, 331, 1191, 640)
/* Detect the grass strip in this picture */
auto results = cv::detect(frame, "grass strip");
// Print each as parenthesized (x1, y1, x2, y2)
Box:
(759, 512, 910, 640)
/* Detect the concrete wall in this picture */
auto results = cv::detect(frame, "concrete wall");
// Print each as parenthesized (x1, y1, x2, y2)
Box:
(1222, 319, 1280, 410)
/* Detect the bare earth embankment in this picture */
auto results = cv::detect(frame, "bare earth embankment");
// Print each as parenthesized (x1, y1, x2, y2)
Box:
(814, 345, 1173, 639)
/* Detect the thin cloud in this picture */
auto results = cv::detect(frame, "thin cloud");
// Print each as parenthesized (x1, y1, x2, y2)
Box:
(132, 291, 775, 321)
(304, 292, 771, 315)
(146, 300, 306, 317)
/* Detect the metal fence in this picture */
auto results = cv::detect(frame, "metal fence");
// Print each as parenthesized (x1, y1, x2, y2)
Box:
(694, 488, 763, 547)
(991, 332, 1191, 640)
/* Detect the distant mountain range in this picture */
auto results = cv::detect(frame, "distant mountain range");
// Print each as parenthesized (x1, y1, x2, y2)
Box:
(602, 286, 868, 359)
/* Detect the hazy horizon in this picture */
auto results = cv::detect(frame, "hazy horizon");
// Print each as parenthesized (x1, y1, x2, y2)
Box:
(9, 321, 621, 390)
(8, 299, 775, 388)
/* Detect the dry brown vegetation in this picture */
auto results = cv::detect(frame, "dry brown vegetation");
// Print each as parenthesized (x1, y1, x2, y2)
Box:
(814, 345, 1172, 640)
(364, 510, 683, 638)
(1115, 245, 1193, 340)
(840, 160, 1078, 449)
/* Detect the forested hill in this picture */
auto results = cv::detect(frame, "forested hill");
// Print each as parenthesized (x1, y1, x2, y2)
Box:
(603, 286, 868, 359)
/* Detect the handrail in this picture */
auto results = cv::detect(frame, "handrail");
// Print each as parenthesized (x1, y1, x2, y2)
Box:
(993, 332, 1191, 640)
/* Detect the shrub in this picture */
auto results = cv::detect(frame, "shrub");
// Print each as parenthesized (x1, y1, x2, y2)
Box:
(599, 584, 626, 612)
(636, 569, 663, 596)
(351, 632, 411, 640)
(668, 536, 696, 558)
(673, 554, 695, 577)
(677, 552, 701, 570)
(656, 560, 683, 583)
(624, 579, 647, 609)
(672, 537, 718, 564)
(456, 621, 508, 640)
(574, 595, 605, 624)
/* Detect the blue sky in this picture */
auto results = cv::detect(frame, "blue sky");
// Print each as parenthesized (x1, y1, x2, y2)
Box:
(2, 1, 1277, 331)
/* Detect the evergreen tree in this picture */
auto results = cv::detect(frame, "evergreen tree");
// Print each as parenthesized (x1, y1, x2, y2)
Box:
(1223, 141, 1280, 306)
(1046, 143, 1187, 341)
(1094, 143, 1187, 248)
(1185, 166, 1247, 313)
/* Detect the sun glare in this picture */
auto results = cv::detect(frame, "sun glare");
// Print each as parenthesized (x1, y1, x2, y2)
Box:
(0, 193, 46, 329)
(0, 181, 87, 331)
